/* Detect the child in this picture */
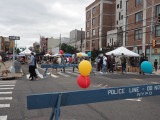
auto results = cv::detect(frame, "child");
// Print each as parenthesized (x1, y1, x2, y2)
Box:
(154, 59, 158, 72)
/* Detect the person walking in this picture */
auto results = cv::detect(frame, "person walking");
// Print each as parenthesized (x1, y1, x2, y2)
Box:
(28, 52, 36, 80)
(120, 53, 126, 74)
(50, 56, 58, 75)
(100, 54, 107, 74)
(139, 53, 145, 75)
(110, 54, 115, 73)
(154, 59, 158, 72)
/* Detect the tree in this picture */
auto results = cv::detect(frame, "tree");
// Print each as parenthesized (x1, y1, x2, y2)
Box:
(16, 48, 21, 54)
(60, 43, 77, 54)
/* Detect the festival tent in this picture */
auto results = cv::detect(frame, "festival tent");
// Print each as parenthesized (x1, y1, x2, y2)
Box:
(64, 53, 72, 57)
(105, 46, 139, 57)
(76, 52, 88, 57)
(44, 54, 51, 57)
(19, 48, 32, 55)
(52, 53, 61, 57)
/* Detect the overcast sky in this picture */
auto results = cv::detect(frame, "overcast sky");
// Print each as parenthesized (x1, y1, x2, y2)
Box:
(0, 0, 94, 47)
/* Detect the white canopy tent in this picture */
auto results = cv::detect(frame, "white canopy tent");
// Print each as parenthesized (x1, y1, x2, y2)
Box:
(76, 52, 88, 57)
(105, 46, 139, 57)
(19, 48, 32, 55)
(52, 53, 61, 57)
(44, 54, 51, 57)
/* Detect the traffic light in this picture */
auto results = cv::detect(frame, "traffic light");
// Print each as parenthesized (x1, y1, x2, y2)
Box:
(152, 39, 156, 47)
(158, 14, 160, 23)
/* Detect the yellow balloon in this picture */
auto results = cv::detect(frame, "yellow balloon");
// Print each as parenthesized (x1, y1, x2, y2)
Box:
(79, 60, 92, 76)
(78, 53, 82, 58)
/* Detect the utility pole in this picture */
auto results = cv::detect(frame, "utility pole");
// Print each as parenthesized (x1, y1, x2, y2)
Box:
(81, 28, 83, 52)
(59, 34, 61, 52)
(146, 0, 154, 62)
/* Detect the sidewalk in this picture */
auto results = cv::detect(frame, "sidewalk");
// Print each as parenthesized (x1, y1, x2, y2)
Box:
(0, 61, 23, 80)
(152, 69, 160, 75)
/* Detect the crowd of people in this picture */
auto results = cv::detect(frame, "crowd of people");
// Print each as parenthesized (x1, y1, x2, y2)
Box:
(27, 52, 159, 80)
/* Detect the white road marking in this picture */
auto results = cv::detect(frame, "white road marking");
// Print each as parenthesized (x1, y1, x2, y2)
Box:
(0, 83, 15, 85)
(0, 97, 12, 100)
(0, 88, 14, 90)
(0, 115, 7, 120)
(26, 74, 30, 79)
(57, 72, 70, 77)
(125, 98, 142, 102)
(0, 85, 15, 87)
(0, 92, 12, 94)
(66, 71, 79, 76)
(0, 104, 10, 108)
(47, 73, 59, 78)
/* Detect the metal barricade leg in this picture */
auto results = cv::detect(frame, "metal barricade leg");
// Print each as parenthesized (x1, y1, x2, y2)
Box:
(49, 94, 62, 120)
(43, 68, 48, 78)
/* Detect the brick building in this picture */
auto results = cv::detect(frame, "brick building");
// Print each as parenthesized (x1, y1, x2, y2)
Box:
(126, 0, 160, 63)
(85, 0, 116, 52)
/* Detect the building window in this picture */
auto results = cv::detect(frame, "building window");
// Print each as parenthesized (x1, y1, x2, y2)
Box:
(156, 25, 160, 37)
(156, 4, 160, 16)
(135, 11, 143, 23)
(136, 0, 143, 7)
(92, 18, 95, 25)
(119, 12, 121, 20)
(86, 21, 89, 28)
(120, 1, 122, 9)
(117, 4, 119, 9)
(92, 29, 95, 36)
(93, 7, 96, 14)
(126, 1, 128, 15)
(98, 15, 100, 25)
(86, 11, 90, 18)
(135, 29, 142, 40)
(92, 40, 95, 47)
(125, 32, 128, 46)
(117, 21, 118, 25)
(86, 31, 89, 38)
(86, 41, 88, 48)
(121, 15, 123, 19)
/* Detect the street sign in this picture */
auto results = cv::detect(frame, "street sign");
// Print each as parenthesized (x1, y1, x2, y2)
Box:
(9, 36, 20, 40)
(27, 84, 160, 120)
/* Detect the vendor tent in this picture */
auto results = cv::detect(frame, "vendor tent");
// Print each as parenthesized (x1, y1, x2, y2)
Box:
(105, 46, 139, 57)
(44, 54, 51, 57)
(19, 48, 32, 55)
(76, 52, 88, 57)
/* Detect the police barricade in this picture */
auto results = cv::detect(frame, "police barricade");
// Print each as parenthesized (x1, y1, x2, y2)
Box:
(27, 84, 160, 120)
(41, 64, 95, 78)
(41, 64, 78, 78)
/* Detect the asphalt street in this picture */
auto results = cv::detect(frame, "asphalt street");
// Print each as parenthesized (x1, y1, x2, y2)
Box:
(0, 64, 160, 120)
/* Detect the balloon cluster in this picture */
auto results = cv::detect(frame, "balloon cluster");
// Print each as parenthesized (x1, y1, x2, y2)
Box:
(77, 60, 92, 88)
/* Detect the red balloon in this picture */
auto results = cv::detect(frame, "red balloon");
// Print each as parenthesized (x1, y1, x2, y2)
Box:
(60, 50, 63, 54)
(77, 75, 90, 88)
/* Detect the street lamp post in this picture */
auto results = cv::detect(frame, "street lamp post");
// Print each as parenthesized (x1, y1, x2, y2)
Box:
(9, 36, 20, 74)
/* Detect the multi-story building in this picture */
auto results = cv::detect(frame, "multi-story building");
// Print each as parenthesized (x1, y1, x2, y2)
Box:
(47, 37, 60, 53)
(0, 36, 5, 53)
(125, 0, 160, 64)
(40, 36, 48, 54)
(85, 0, 116, 52)
(69, 29, 85, 52)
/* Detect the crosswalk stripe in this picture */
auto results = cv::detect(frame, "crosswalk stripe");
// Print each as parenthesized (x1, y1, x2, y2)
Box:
(0, 97, 12, 100)
(0, 83, 15, 84)
(0, 85, 15, 87)
(47, 73, 59, 78)
(0, 104, 10, 108)
(0, 115, 7, 120)
(0, 88, 14, 90)
(57, 72, 70, 77)
(66, 71, 79, 76)
(0, 92, 12, 94)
